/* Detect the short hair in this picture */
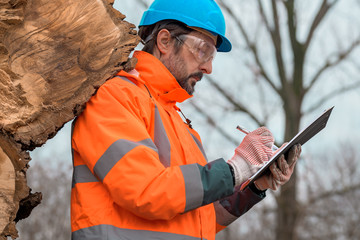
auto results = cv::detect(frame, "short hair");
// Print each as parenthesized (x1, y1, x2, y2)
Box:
(138, 20, 192, 54)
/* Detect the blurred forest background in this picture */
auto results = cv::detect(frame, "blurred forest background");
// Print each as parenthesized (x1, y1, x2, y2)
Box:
(16, 0, 360, 239)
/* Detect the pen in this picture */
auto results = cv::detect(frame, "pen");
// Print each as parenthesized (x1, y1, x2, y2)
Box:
(236, 125, 279, 151)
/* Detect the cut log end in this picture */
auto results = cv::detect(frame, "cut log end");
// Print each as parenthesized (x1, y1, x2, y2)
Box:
(0, 0, 141, 238)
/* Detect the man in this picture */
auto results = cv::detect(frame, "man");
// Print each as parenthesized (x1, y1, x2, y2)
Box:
(70, 0, 301, 239)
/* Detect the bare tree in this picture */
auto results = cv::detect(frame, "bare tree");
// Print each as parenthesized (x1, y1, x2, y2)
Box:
(192, 0, 360, 239)
(117, 0, 360, 239)
(296, 144, 360, 240)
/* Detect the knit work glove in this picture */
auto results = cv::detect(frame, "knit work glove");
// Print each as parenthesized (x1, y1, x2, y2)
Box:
(254, 144, 301, 191)
(228, 127, 275, 187)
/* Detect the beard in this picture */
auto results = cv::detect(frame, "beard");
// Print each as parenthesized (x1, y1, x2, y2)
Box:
(163, 52, 203, 95)
(176, 72, 203, 95)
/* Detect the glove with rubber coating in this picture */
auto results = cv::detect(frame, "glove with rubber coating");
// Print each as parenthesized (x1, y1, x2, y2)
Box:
(228, 127, 275, 187)
(254, 143, 301, 191)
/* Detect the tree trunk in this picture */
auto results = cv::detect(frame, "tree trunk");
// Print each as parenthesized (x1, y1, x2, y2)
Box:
(0, 0, 140, 238)
(276, 96, 302, 240)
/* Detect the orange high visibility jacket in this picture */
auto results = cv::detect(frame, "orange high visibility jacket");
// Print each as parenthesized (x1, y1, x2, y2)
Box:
(71, 51, 265, 240)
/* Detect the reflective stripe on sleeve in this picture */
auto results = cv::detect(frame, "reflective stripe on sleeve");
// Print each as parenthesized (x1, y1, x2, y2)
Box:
(179, 164, 204, 212)
(180, 159, 234, 212)
(72, 224, 204, 240)
(72, 164, 99, 188)
(154, 105, 171, 167)
(93, 138, 158, 181)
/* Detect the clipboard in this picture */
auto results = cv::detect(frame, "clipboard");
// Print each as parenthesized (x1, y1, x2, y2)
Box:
(240, 106, 334, 190)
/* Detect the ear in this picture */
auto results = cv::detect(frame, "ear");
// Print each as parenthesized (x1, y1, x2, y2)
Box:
(156, 29, 173, 54)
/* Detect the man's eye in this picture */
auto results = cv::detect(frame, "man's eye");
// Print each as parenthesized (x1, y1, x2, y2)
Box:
(198, 49, 206, 59)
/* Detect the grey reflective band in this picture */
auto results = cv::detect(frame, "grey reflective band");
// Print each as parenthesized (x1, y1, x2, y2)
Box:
(154, 105, 171, 167)
(187, 130, 208, 162)
(179, 164, 204, 212)
(116, 76, 171, 168)
(72, 164, 99, 188)
(93, 138, 158, 181)
(213, 200, 237, 227)
(179, 159, 234, 212)
(72, 224, 205, 240)
(116, 76, 136, 85)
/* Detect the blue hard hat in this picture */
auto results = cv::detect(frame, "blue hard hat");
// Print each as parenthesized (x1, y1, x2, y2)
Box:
(139, 0, 232, 52)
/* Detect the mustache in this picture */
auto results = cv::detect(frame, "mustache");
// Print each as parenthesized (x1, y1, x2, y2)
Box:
(188, 72, 203, 81)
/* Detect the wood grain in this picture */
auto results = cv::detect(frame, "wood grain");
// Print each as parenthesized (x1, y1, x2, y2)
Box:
(0, 0, 140, 238)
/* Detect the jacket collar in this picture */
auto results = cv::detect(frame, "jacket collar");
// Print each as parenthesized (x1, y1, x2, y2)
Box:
(133, 51, 192, 103)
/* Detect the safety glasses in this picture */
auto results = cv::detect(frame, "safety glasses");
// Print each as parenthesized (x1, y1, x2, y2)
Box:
(174, 35, 217, 64)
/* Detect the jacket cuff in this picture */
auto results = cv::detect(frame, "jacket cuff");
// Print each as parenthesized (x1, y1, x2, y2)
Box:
(248, 182, 267, 197)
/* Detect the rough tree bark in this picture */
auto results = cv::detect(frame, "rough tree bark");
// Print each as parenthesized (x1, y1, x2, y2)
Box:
(0, 0, 140, 238)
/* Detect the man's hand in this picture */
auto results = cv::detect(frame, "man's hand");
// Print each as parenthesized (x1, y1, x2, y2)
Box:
(254, 144, 302, 191)
(228, 127, 274, 187)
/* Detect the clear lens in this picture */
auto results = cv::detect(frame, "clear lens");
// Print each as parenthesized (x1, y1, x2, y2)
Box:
(175, 35, 217, 64)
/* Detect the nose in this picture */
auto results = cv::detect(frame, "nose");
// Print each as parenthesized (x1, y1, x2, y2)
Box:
(200, 60, 213, 74)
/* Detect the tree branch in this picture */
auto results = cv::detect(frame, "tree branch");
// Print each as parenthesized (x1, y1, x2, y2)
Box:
(307, 183, 360, 206)
(218, 0, 280, 95)
(305, 80, 360, 114)
(257, 0, 272, 33)
(257, 0, 287, 86)
(282, 0, 308, 102)
(243, 64, 283, 126)
(304, 0, 339, 52)
(283, 0, 298, 57)
(206, 75, 264, 126)
(306, 39, 360, 93)
(136, 0, 149, 9)
(270, 0, 287, 86)
(188, 101, 238, 145)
